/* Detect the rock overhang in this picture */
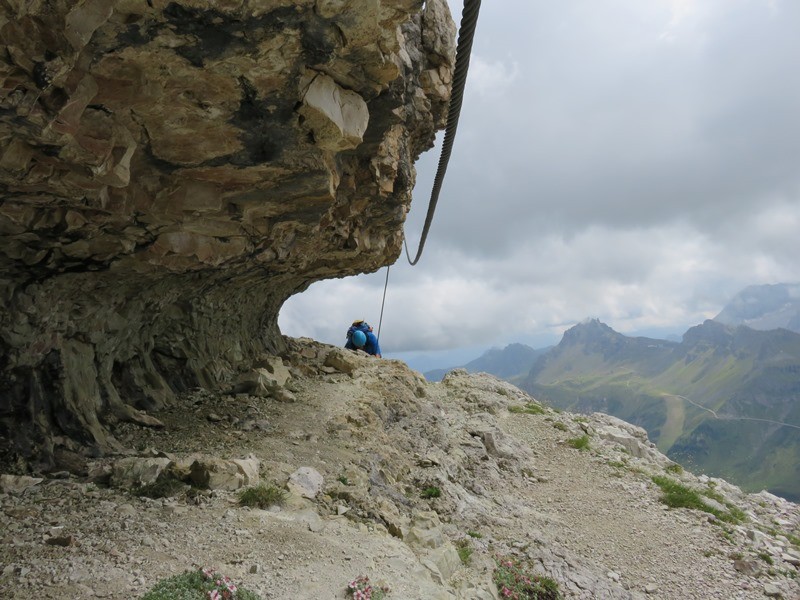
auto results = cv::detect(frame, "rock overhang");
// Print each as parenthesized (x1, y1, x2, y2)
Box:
(0, 0, 456, 466)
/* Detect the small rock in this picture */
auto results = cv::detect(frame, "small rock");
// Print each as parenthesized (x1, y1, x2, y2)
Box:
(272, 388, 296, 403)
(645, 583, 658, 594)
(45, 535, 77, 547)
(763, 583, 782, 597)
(207, 413, 224, 422)
(117, 504, 137, 517)
(782, 552, 800, 566)
(250, 564, 260, 574)
(733, 559, 761, 577)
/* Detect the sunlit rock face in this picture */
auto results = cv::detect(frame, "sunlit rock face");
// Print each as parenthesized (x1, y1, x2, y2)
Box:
(0, 0, 455, 466)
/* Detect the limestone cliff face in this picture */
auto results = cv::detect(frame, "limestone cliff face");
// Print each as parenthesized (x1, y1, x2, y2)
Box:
(0, 1, 456, 467)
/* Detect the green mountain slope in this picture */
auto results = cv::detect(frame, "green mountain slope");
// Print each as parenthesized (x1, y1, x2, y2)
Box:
(520, 319, 800, 501)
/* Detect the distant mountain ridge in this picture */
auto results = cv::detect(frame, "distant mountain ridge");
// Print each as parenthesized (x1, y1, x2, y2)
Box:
(424, 343, 550, 382)
(714, 283, 800, 333)
(520, 318, 800, 501)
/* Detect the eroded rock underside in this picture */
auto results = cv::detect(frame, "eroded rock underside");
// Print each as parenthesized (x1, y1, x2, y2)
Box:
(0, 0, 456, 468)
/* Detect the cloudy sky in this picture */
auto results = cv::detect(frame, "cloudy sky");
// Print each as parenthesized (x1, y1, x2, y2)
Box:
(280, 0, 800, 370)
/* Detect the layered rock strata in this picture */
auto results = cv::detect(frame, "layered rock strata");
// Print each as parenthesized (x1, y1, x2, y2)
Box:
(0, 0, 456, 467)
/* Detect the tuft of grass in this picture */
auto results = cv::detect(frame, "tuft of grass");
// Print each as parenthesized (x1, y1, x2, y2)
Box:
(722, 503, 747, 524)
(665, 463, 684, 475)
(651, 476, 744, 524)
(607, 460, 627, 469)
(141, 569, 261, 600)
(758, 551, 774, 565)
(552, 422, 568, 432)
(421, 486, 441, 499)
(508, 403, 546, 415)
(238, 484, 287, 509)
(467, 530, 483, 539)
(567, 435, 590, 451)
(493, 557, 562, 600)
(337, 475, 350, 485)
(700, 488, 747, 523)
(652, 476, 709, 512)
(454, 539, 473, 565)
(572, 416, 588, 423)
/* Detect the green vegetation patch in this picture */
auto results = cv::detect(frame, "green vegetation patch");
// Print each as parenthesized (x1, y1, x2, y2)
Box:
(651, 476, 744, 524)
(509, 403, 547, 415)
(238, 484, 287, 509)
(141, 568, 261, 600)
(454, 539, 473, 565)
(552, 422, 568, 431)
(567, 435, 590, 451)
(421, 486, 442, 499)
(493, 557, 562, 600)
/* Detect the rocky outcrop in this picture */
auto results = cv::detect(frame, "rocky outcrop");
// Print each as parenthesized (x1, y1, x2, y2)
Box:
(0, 1, 456, 467)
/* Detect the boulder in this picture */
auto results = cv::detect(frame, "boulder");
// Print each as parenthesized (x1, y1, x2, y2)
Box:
(110, 458, 171, 489)
(324, 348, 367, 374)
(190, 457, 260, 491)
(287, 467, 324, 499)
(0, 474, 43, 494)
(231, 366, 288, 397)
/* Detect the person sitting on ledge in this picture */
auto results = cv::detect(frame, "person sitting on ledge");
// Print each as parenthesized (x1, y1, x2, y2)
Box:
(344, 319, 382, 357)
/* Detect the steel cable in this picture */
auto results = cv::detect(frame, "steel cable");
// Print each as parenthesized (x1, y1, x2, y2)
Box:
(404, 0, 483, 265)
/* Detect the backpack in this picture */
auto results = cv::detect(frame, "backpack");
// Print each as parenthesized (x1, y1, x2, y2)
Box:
(346, 321, 373, 341)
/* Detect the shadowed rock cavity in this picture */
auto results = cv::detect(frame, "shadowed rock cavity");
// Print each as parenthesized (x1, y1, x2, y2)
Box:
(0, 0, 457, 469)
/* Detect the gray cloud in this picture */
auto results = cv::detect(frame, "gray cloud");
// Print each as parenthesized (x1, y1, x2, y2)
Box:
(281, 0, 800, 360)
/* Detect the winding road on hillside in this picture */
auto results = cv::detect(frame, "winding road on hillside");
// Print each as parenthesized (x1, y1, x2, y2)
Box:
(667, 394, 800, 430)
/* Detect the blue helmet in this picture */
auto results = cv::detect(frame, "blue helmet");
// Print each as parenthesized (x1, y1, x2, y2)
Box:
(352, 330, 367, 348)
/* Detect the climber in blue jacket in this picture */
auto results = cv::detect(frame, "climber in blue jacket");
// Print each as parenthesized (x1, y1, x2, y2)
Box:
(344, 319, 382, 357)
